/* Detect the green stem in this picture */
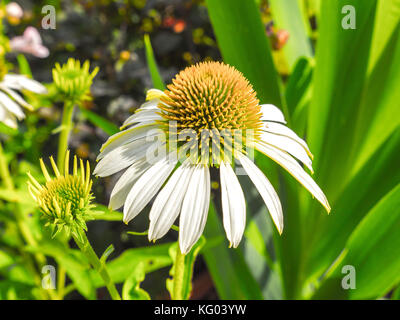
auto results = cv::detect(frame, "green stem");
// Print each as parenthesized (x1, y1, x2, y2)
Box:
(72, 232, 121, 300)
(57, 266, 67, 299)
(172, 248, 186, 300)
(0, 142, 13, 190)
(57, 102, 74, 172)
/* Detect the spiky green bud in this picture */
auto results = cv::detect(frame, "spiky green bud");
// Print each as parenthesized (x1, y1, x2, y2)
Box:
(27, 151, 94, 240)
(52, 58, 98, 105)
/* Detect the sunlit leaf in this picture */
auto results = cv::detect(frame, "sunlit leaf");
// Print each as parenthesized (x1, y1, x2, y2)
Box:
(312, 183, 400, 299)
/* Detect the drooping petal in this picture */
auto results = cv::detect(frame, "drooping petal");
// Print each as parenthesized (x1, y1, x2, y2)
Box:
(94, 139, 163, 177)
(256, 142, 331, 213)
(220, 161, 246, 248)
(139, 99, 162, 111)
(263, 121, 312, 157)
(148, 161, 194, 241)
(120, 109, 163, 129)
(0, 86, 34, 111)
(179, 164, 210, 254)
(109, 158, 150, 210)
(237, 152, 283, 233)
(98, 123, 160, 160)
(0, 91, 25, 119)
(120, 99, 161, 128)
(0, 106, 17, 128)
(123, 156, 177, 224)
(260, 104, 286, 123)
(3, 74, 47, 94)
(259, 131, 313, 173)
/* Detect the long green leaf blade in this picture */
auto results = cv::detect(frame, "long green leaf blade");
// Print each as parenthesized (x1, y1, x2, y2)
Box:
(205, 0, 284, 109)
(312, 183, 400, 299)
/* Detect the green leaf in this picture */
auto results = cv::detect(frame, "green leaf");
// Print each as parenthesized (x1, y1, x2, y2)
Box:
(239, 174, 283, 299)
(89, 243, 173, 288)
(100, 244, 115, 264)
(366, 0, 400, 73)
(166, 237, 205, 300)
(284, 57, 314, 136)
(392, 285, 400, 300)
(269, 0, 313, 71)
(307, 0, 378, 199)
(312, 183, 400, 299)
(17, 54, 33, 77)
(0, 122, 18, 136)
(305, 127, 400, 282)
(78, 106, 119, 136)
(144, 34, 165, 90)
(122, 262, 151, 300)
(0, 250, 14, 269)
(0, 280, 36, 300)
(26, 241, 96, 299)
(205, 0, 284, 109)
(285, 57, 314, 117)
(351, 16, 400, 174)
(90, 204, 123, 221)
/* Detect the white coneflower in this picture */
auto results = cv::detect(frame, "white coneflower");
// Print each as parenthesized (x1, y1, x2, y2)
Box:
(0, 73, 47, 128)
(94, 61, 330, 254)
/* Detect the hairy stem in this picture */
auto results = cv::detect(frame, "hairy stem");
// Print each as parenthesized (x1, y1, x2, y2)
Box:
(57, 102, 74, 172)
(72, 232, 121, 300)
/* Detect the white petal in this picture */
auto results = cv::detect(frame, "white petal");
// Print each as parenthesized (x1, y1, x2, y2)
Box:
(0, 91, 25, 119)
(256, 142, 331, 212)
(263, 122, 312, 157)
(94, 139, 162, 177)
(259, 131, 313, 173)
(148, 161, 194, 241)
(179, 164, 210, 254)
(109, 159, 150, 210)
(0, 106, 17, 128)
(123, 156, 177, 223)
(98, 123, 159, 160)
(260, 104, 286, 123)
(0, 87, 33, 110)
(3, 75, 47, 94)
(121, 109, 163, 129)
(237, 152, 283, 233)
(220, 162, 246, 248)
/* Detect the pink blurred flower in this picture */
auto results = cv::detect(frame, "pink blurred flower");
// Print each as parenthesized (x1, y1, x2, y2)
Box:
(10, 27, 49, 58)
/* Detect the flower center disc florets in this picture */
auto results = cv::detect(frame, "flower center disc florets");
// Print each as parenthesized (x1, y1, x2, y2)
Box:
(158, 61, 263, 165)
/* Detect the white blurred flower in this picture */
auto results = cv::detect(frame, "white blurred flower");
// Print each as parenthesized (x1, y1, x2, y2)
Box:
(10, 27, 49, 58)
(94, 62, 330, 254)
(6, 2, 23, 20)
(0, 74, 47, 128)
